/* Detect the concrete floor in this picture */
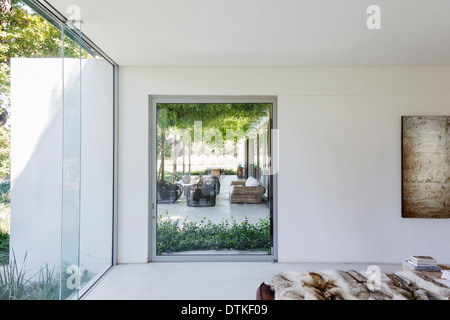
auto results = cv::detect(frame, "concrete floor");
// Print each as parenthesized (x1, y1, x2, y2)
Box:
(82, 261, 403, 300)
(158, 175, 269, 225)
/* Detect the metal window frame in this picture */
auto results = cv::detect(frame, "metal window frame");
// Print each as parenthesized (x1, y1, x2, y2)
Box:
(149, 95, 278, 262)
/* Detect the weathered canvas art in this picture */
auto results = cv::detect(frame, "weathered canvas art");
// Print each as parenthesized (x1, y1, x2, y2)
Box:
(402, 116, 450, 218)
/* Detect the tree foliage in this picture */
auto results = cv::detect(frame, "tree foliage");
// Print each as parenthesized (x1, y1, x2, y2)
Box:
(0, 0, 89, 120)
(157, 102, 270, 153)
(158, 103, 270, 137)
(0, 125, 9, 179)
(0, 0, 90, 180)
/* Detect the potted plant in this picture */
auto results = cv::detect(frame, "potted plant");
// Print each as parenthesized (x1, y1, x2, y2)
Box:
(237, 163, 244, 179)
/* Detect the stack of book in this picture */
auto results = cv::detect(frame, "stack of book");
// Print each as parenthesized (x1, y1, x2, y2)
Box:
(403, 255, 441, 272)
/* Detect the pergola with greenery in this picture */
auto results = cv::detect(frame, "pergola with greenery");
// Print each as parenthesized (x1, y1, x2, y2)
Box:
(156, 103, 270, 182)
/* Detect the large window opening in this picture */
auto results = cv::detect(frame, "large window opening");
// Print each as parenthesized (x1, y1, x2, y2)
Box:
(1, 0, 117, 300)
(150, 96, 277, 261)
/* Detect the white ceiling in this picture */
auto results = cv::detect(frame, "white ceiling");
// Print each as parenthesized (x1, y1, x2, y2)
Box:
(46, 0, 450, 67)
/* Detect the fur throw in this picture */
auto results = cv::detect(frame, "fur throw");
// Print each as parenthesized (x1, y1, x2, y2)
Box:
(270, 270, 450, 300)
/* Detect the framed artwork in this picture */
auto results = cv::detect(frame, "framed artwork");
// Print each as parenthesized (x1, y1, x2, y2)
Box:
(402, 116, 449, 218)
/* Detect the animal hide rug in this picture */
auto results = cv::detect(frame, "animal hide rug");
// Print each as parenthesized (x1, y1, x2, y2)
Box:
(270, 270, 450, 300)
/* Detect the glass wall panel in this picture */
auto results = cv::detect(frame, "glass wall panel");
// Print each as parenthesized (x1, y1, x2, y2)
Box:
(61, 19, 114, 300)
(61, 24, 82, 300)
(7, 0, 115, 300)
(78, 53, 114, 296)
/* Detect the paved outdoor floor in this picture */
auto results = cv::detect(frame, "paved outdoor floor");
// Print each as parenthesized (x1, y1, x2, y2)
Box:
(157, 175, 270, 225)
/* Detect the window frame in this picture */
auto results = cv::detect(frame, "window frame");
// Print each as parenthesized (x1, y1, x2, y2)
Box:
(149, 95, 278, 262)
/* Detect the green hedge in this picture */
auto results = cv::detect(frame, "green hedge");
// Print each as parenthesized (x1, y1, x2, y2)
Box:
(0, 198, 9, 265)
(156, 213, 270, 255)
(163, 169, 239, 182)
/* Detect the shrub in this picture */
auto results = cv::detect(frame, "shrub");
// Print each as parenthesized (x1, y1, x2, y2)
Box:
(156, 212, 271, 255)
(0, 202, 9, 265)
(0, 251, 60, 300)
(0, 231, 9, 265)
(0, 251, 92, 300)
(0, 126, 10, 181)
(0, 251, 27, 300)
(0, 180, 10, 203)
(223, 168, 237, 175)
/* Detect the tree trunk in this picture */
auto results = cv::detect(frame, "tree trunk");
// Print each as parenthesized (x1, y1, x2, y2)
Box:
(182, 142, 185, 176)
(158, 130, 165, 181)
(172, 134, 178, 183)
(188, 142, 191, 175)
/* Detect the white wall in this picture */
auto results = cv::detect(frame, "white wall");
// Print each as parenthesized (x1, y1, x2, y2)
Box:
(11, 58, 63, 269)
(11, 58, 114, 276)
(118, 66, 450, 264)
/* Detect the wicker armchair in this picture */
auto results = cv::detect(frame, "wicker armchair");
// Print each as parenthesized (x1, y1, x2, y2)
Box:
(190, 175, 220, 195)
(157, 180, 183, 204)
(185, 178, 217, 207)
(229, 180, 266, 204)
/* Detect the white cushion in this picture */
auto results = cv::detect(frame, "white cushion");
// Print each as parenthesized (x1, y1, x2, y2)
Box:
(245, 177, 259, 187)
(181, 175, 191, 184)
